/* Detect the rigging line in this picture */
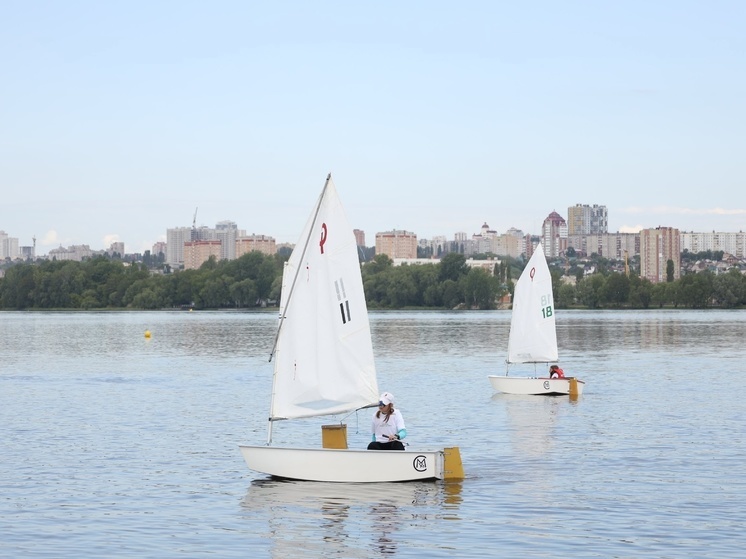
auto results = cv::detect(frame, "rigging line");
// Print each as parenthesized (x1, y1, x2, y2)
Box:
(269, 172, 332, 362)
(339, 403, 378, 423)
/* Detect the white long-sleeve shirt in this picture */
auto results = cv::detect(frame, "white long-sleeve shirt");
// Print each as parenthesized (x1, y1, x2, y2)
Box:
(371, 409, 406, 443)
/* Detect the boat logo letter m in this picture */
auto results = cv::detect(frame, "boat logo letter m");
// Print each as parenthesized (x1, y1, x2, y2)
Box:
(413, 455, 427, 472)
(334, 277, 352, 324)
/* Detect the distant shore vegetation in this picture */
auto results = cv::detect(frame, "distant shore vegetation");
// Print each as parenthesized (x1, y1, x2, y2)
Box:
(0, 251, 744, 311)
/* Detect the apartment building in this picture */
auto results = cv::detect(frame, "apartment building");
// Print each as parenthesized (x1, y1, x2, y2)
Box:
(0, 231, 19, 260)
(541, 211, 567, 258)
(681, 231, 746, 258)
(567, 232, 639, 259)
(640, 227, 681, 283)
(48, 245, 93, 262)
(375, 230, 417, 259)
(152, 242, 167, 258)
(567, 204, 608, 235)
(183, 240, 222, 270)
(166, 227, 192, 267)
(236, 235, 276, 257)
(215, 221, 240, 261)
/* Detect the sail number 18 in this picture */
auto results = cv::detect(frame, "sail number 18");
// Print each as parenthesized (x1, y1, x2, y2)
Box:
(540, 294, 553, 318)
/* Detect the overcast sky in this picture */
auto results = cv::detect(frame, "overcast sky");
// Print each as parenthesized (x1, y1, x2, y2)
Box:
(1, 1, 744, 254)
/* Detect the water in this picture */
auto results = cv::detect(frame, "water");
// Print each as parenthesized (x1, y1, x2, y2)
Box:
(1, 310, 744, 558)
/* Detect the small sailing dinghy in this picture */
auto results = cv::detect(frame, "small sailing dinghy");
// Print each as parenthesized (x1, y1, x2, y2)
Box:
(240, 174, 463, 482)
(488, 243, 585, 396)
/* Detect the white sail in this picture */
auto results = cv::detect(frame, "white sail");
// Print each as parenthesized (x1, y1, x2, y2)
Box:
(269, 175, 379, 420)
(506, 243, 558, 364)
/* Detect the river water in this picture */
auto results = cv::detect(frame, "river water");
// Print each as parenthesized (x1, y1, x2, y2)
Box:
(1, 310, 744, 558)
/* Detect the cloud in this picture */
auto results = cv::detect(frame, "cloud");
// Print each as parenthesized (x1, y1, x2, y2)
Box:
(40, 230, 66, 247)
(619, 225, 644, 233)
(103, 234, 121, 247)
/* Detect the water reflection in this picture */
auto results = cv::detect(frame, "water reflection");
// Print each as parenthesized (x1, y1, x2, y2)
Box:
(494, 394, 575, 458)
(558, 310, 746, 357)
(241, 478, 462, 557)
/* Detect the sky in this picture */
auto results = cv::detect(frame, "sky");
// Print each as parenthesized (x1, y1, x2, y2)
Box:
(1, 1, 745, 255)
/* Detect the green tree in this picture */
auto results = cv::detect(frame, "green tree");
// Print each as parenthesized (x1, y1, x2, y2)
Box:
(712, 268, 745, 308)
(131, 288, 165, 309)
(438, 253, 468, 282)
(200, 277, 231, 308)
(441, 279, 461, 309)
(575, 274, 605, 308)
(666, 259, 675, 282)
(650, 282, 668, 307)
(460, 268, 499, 309)
(678, 271, 713, 308)
(557, 283, 576, 308)
(364, 254, 393, 277)
(230, 278, 258, 308)
(386, 269, 418, 308)
(605, 273, 630, 307)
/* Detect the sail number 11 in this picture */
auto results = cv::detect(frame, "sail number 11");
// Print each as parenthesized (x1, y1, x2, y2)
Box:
(540, 294, 553, 319)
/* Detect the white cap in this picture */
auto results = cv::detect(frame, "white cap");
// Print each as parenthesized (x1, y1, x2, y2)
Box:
(379, 392, 394, 406)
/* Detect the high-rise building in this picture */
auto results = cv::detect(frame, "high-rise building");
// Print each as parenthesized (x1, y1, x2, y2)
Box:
(0, 231, 19, 260)
(108, 242, 125, 257)
(166, 227, 192, 267)
(152, 242, 167, 259)
(567, 233, 639, 259)
(680, 231, 746, 258)
(48, 245, 93, 262)
(471, 222, 496, 255)
(216, 221, 240, 261)
(541, 211, 567, 258)
(183, 240, 222, 270)
(567, 204, 608, 235)
(640, 227, 680, 283)
(353, 229, 366, 247)
(236, 235, 276, 257)
(375, 230, 417, 259)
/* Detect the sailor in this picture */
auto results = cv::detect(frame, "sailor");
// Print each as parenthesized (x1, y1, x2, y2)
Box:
(549, 365, 565, 379)
(367, 392, 406, 451)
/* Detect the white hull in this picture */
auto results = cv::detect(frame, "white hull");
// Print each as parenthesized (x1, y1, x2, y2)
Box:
(239, 445, 447, 483)
(488, 375, 585, 396)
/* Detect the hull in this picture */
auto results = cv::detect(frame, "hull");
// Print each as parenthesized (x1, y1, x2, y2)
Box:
(239, 445, 447, 482)
(488, 375, 585, 396)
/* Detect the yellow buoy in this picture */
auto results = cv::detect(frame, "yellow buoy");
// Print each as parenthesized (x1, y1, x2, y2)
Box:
(144, 330, 151, 338)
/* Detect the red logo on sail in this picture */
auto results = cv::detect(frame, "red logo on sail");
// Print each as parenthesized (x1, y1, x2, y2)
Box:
(319, 223, 327, 254)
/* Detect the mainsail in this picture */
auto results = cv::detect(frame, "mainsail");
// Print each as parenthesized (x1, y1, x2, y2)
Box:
(506, 243, 559, 364)
(269, 174, 378, 421)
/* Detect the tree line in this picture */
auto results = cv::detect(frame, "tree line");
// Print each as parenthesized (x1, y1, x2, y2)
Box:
(0, 251, 744, 310)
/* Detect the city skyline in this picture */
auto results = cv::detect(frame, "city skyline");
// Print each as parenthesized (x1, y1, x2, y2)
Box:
(2, 202, 745, 259)
(2, 3, 744, 253)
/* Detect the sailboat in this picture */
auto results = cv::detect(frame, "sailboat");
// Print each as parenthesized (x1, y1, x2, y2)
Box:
(239, 174, 463, 482)
(488, 243, 585, 396)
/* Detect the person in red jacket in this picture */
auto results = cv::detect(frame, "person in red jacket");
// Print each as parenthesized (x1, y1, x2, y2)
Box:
(549, 365, 565, 378)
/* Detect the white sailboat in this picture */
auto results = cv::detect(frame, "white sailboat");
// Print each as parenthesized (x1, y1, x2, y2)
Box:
(239, 174, 463, 482)
(488, 243, 585, 396)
